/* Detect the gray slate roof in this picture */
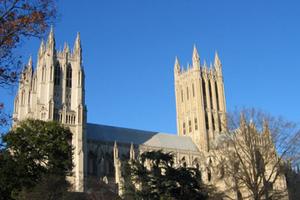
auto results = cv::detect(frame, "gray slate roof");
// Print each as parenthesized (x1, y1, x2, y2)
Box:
(87, 123, 199, 152)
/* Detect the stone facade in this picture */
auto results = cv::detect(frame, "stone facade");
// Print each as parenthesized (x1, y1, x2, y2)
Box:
(13, 28, 86, 192)
(174, 46, 226, 152)
(13, 29, 288, 199)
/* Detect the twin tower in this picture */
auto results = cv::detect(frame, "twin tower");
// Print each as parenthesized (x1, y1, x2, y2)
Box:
(12, 27, 227, 191)
(174, 46, 226, 152)
(13, 28, 86, 191)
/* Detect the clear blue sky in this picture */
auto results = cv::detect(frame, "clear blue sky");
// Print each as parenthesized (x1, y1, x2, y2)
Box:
(1, 0, 300, 134)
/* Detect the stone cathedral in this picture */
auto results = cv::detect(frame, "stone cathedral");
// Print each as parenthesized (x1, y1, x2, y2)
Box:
(12, 29, 288, 199)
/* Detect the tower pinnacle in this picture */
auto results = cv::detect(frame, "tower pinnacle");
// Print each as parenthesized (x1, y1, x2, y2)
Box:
(47, 25, 55, 46)
(39, 40, 45, 56)
(28, 56, 33, 68)
(174, 56, 180, 74)
(192, 44, 200, 68)
(214, 51, 221, 69)
(74, 32, 81, 51)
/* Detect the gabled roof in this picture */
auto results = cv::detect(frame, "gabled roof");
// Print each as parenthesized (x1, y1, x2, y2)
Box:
(86, 123, 199, 152)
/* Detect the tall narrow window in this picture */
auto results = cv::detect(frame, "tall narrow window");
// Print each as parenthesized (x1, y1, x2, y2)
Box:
(66, 64, 72, 88)
(212, 115, 215, 131)
(183, 122, 186, 135)
(208, 81, 213, 109)
(208, 168, 212, 182)
(194, 118, 198, 130)
(186, 87, 189, 100)
(202, 79, 207, 108)
(192, 83, 195, 97)
(188, 120, 192, 133)
(54, 63, 61, 85)
(218, 115, 222, 132)
(205, 112, 209, 130)
(215, 82, 220, 110)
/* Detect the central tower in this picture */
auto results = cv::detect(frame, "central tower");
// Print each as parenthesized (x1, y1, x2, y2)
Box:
(174, 46, 226, 151)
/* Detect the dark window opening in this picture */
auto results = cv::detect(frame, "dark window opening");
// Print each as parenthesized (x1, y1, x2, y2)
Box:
(183, 122, 186, 135)
(66, 64, 72, 88)
(188, 120, 192, 133)
(205, 112, 209, 130)
(212, 115, 215, 131)
(208, 168, 212, 182)
(194, 118, 198, 130)
(192, 83, 195, 97)
(215, 82, 220, 110)
(208, 81, 213, 109)
(186, 87, 189, 100)
(54, 63, 61, 85)
(202, 79, 207, 108)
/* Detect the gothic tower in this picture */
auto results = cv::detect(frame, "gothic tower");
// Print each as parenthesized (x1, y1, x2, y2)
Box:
(13, 28, 86, 192)
(174, 45, 226, 151)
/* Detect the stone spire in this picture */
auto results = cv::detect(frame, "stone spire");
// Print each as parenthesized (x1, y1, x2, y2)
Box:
(73, 32, 82, 61)
(39, 39, 45, 56)
(262, 119, 272, 142)
(47, 25, 55, 50)
(214, 51, 222, 72)
(174, 56, 180, 74)
(63, 42, 70, 54)
(239, 113, 247, 128)
(74, 32, 81, 51)
(192, 44, 200, 68)
(27, 56, 33, 69)
(130, 142, 135, 160)
(113, 141, 119, 161)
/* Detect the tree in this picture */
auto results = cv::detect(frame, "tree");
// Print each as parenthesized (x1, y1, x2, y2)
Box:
(0, 119, 73, 199)
(0, 0, 57, 87)
(285, 163, 300, 200)
(213, 109, 300, 200)
(122, 150, 209, 200)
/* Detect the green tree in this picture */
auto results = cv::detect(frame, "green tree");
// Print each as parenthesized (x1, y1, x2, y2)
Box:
(0, 119, 73, 200)
(122, 150, 209, 200)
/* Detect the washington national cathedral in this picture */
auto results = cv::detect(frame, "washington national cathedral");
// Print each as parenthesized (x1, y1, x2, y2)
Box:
(12, 29, 288, 199)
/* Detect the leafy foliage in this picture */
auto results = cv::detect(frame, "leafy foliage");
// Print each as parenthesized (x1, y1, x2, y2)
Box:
(0, 0, 57, 87)
(122, 150, 209, 200)
(0, 119, 73, 200)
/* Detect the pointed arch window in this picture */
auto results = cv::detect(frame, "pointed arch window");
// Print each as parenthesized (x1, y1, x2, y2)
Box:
(54, 63, 61, 85)
(212, 115, 215, 131)
(202, 79, 207, 108)
(205, 112, 209, 130)
(208, 81, 213, 109)
(194, 118, 198, 130)
(218, 115, 222, 132)
(66, 64, 72, 88)
(186, 87, 189, 100)
(215, 82, 220, 110)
